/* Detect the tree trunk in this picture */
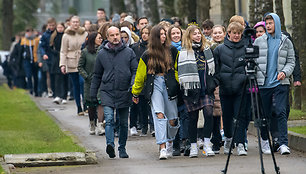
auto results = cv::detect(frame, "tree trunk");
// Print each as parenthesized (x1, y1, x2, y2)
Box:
(298, 0, 306, 111)
(143, 0, 160, 25)
(221, 0, 235, 26)
(291, 0, 302, 110)
(2, 0, 14, 51)
(124, 0, 138, 15)
(249, 0, 255, 27)
(177, 0, 189, 26)
(275, 0, 286, 31)
(110, 0, 126, 14)
(196, 0, 210, 24)
(161, 0, 176, 18)
(263, 0, 273, 15)
(187, 0, 197, 23)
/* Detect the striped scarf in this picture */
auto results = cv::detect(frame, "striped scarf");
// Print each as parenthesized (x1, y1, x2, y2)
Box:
(178, 48, 201, 95)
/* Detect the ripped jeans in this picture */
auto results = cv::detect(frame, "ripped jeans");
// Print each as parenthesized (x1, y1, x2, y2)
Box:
(151, 75, 180, 145)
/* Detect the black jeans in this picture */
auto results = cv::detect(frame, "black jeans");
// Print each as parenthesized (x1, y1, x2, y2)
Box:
(220, 92, 249, 144)
(54, 73, 68, 99)
(211, 116, 222, 147)
(188, 105, 213, 143)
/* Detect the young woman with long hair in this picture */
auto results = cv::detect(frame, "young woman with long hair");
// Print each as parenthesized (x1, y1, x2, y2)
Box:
(178, 24, 216, 157)
(78, 32, 104, 135)
(132, 25, 180, 160)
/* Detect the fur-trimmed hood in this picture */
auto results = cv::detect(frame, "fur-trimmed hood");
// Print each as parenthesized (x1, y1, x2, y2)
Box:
(65, 27, 86, 35)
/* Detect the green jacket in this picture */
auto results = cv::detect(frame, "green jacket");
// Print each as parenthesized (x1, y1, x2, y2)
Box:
(78, 47, 98, 101)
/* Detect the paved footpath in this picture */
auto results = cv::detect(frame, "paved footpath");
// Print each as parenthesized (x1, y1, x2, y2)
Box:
(15, 97, 306, 174)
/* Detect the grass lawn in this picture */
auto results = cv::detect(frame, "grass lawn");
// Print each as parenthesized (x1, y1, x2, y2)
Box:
(0, 165, 4, 174)
(289, 109, 306, 120)
(289, 126, 306, 135)
(0, 85, 85, 156)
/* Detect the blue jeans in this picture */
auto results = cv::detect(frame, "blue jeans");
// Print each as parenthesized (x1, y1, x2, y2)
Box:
(104, 106, 129, 151)
(151, 75, 179, 144)
(68, 72, 84, 112)
(259, 85, 289, 146)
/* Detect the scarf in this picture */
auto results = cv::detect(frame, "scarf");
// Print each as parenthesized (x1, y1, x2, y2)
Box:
(178, 48, 201, 95)
(107, 41, 122, 50)
(171, 41, 182, 51)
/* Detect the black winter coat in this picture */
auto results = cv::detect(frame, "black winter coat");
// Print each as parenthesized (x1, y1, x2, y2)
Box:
(214, 36, 247, 95)
(131, 40, 147, 62)
(90, 42, 138, 108)
(50, 32, 64, 74)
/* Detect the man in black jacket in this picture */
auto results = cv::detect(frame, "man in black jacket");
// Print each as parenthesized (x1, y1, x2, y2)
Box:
(90, 26, 138, 158)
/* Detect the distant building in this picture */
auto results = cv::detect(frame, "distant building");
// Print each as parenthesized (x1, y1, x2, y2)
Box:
(36, 0, 110, 30)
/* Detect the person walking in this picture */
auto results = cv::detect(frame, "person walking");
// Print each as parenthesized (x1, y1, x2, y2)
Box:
(254, 13, 295, 155)
(78, 32, 105, 135)
(60, 16, 87, 116)
(178, 24, 216, 157)
(132, 25, 180, 160)
(130, 25, 153, 136)
(90, 26, 138, 158)
(50, 23, 68, 104)
(214, 22, 249, 156)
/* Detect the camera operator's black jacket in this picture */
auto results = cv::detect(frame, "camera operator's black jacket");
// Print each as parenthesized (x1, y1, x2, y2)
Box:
(213, 35, 247, 96)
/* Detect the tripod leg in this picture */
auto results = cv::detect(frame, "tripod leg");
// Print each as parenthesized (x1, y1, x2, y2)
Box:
(249, 78, 266, 174)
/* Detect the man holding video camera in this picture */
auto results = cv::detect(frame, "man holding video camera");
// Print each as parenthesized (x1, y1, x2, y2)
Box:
(254, 13, 295, 155)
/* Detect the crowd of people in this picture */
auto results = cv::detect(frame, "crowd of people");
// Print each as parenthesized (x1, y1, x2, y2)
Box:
(2, 7, 301, 160)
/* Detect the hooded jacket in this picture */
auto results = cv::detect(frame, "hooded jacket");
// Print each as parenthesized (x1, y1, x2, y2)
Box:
(120, 27, 134, 46)
(254, 13, 295, 86)
(59, 27, 87, 73)
(90, 42, 138, 108)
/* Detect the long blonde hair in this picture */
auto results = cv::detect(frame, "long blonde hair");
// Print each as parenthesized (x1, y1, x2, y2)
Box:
(182, 25, 211, 51)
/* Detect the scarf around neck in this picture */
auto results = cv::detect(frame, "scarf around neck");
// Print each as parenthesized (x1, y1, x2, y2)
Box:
(171, 41, 182, 51)
(178, 48, 201, 96)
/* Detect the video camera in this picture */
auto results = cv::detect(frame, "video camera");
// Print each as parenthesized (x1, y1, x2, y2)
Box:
(243, 28, 259, 75)
(244, 28, 259, 60)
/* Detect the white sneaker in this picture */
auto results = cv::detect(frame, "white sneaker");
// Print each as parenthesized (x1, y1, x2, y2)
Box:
(130, 126, 138, 136)
(48, 91, 53, 98)
(237, 143, 247, 156)
(203, 142, 215, 156)
(224, 137, 232, 154)
(261, 139, 271, 154)
(197, 138, 204, 149)
(61, 99, 67, 104)
(278, 144, 290, 155)
(97, 122, 105, 135)
(189, 143, 198, 158)
(89, 121, 96, 135)
(159, 148, 167, 160)
(53, 97, 61, 104)
(166, 142, 173, 158)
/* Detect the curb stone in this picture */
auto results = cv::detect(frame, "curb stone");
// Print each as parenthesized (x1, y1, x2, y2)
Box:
(3, 151, 97, 168)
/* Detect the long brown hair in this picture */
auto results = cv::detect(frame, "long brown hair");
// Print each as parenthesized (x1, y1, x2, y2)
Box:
(147, 25, 172, 74)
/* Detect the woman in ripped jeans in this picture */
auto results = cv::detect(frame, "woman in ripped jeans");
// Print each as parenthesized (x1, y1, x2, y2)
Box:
(132, 25, 180, 160)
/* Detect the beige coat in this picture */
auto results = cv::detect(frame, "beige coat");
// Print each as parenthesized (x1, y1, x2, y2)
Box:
(60, 27, 87, 73)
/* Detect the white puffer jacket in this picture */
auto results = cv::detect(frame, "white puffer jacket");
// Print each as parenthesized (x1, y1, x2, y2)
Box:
(254, 33, 295, 86)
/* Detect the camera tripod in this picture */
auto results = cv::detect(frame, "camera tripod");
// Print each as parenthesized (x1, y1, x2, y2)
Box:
(221, 60, 280, 174)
